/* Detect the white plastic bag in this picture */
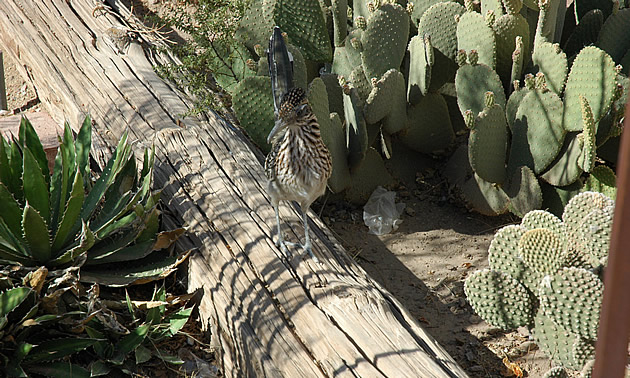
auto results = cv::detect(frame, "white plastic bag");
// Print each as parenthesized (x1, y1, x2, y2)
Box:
(363, 186, 405, 235)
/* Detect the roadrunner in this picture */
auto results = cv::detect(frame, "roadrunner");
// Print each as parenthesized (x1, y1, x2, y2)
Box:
(265, 27, 332, 261)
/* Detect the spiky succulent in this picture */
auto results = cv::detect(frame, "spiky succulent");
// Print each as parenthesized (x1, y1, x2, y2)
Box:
(465, 191, 612, 370)
(0, 116, 188, 286)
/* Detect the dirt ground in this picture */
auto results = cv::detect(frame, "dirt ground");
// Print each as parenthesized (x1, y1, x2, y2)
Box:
(0, 4, 560, 376)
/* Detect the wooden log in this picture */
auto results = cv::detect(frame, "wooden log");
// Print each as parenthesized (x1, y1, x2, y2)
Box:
(0, 1, 469, 376)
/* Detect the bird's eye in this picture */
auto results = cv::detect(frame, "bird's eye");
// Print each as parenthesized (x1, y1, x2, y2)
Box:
(296, 104, 308, 116)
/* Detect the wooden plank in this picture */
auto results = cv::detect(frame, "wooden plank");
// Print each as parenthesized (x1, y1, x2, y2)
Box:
(0, 1, 469, 376)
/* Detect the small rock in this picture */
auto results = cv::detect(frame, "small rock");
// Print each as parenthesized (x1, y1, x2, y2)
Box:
(465, 350, 476, 361)
(469, 314, 482, 323)
(469, 365, 484, 372)
(405, 207, 416, 216)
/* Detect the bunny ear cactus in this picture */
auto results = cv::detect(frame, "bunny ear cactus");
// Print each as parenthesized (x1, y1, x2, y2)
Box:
(465, 191, 612, 371)
(0, 116, 188, 286)
(236, 0, 332, 62)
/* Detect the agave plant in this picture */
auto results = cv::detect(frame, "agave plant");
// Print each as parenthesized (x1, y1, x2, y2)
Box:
(0, 115, 190, 285)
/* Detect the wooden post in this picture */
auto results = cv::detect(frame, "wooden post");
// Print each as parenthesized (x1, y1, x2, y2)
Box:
(0, 51, 7, 110)
(592, 96, 630, 377)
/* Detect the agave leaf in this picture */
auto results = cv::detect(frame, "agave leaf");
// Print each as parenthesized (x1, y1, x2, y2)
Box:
(95, 211, 139, 240)
(22, 146, 50, 223)
(75, 115, 92, 185)
(25, 362, 90, 378)
(49, 145, 71, 236)
(23, 338, 97, 363)
(49, 220, 94, 266)
(0, 287, 33, 317)
(61, 122, 77, 176)
(87, 224, 146, 262)
(51, 169, 84, 251)
(158, 307, 192, 339)
(88, 228, 184, 265)
(110, 323, 151, 365)
(81, 249, 191, 286)
(4, 342, 31, 377)
(89, 360, 111, 376)
(153, 352, 184, 364)
(22, 203, 51, 262)
(80, 136, 127, 223)
(0, 136, 12, 188)
(9, 141, 24, 202)
(146, 286, 166, 325)
(0, 182, 24, 240)
(0, 219, 31, 264)
(135, 343, 152, 364)
(85, 326, 112, 359)
(19, 116, 50, 185)
(136, 206, 160, 243)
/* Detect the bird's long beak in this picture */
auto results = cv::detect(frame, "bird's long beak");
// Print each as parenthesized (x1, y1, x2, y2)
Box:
(267, 119, 285, 144)
(268, 26, 294, 116)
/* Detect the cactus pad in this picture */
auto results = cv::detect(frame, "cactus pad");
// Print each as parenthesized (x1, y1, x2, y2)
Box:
(461, 173, 510, 215)
(543, 367, 568, 378)
(418, 2, 466, 62)
(563, 9, 604, 58)
(493, 13, 530, 84)
(583, 165, 617, 199)
(541, 133, 584, 187)
(505, 86, 528, 130)
(344, 147, 394, 203)
(597, 8, 630, 64)
(563, 191, 614, 264)
(344, 87, 369, 171)
(508, 89, 565, 174)
(464, 269, 534, 329)
(518, 228, 564, 275)
(401, 93, 455, 153)
(572, 338, 595, 367)
(505, 165, 543, 217)
(361, 3, 410, 80)
(468, 103, 508, 184)
(577, 96, 597, 173)
(232, 76, 274, 153)
(455, 63, 506, 117)
(488, 225, 543, 292)
(563, 47, 617, 132)
(364, 69, 407, 125)
(532, 309, 583, 370)
(407, 34, 433, 103)
(539, 267, 603, 340)
(531, 41, 568, 95)
(457, 11, 497, 69)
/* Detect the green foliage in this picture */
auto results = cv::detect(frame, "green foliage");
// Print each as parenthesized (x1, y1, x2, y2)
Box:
(465, 191, 612, 370)
(0, 116, 188, 286)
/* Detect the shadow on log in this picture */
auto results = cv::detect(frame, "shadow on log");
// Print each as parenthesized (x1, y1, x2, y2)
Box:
(0, 0, 469, 376)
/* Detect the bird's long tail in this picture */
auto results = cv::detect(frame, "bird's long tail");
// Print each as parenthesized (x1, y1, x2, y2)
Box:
(268, 26, 294, 116)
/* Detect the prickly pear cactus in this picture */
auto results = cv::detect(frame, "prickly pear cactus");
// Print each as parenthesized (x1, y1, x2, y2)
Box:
(465, 191, 613, 371)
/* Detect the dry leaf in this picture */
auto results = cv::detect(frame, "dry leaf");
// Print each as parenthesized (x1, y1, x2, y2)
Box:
(502, 357, 523, 377)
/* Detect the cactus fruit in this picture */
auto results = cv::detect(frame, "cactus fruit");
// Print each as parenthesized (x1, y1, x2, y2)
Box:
(468, 98, 508, 183)
(539, 267, 603, 340)
(531, 42, 568, 95)
(232, 76, 275, 153)
(401, 93, 455, 153)
(361, 3, 410, 81)
(464, 269, 535, 329)
(563, 47, 617, 132)
(457, 11, 497, 69)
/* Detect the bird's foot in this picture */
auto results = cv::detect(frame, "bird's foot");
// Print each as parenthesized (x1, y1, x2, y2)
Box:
(275, 238, 319, 263)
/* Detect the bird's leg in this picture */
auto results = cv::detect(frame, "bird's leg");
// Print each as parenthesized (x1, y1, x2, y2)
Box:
(274, 204, 291, 256)
(301, 207, 319, 263)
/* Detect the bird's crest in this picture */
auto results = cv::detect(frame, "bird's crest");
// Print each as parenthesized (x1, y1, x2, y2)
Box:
(268, 26, 294, 115)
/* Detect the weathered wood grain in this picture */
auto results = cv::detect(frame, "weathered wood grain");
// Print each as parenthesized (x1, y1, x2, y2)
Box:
(0, 1, 469, 376)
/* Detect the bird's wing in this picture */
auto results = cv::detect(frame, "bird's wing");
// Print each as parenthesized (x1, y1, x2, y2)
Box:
(268, 26, 294, 115)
